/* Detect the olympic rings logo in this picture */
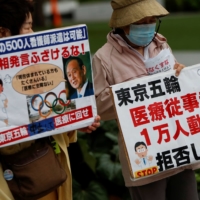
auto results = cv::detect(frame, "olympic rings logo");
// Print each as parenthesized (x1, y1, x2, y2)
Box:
(30, 90, 71, 118)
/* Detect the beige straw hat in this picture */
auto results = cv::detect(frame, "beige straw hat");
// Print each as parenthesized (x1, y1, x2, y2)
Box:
(109, 0, 169, 28)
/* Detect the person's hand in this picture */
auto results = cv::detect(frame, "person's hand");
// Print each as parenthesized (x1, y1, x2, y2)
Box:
(174, 62, 185, 76)
(78, 115, 101, 134)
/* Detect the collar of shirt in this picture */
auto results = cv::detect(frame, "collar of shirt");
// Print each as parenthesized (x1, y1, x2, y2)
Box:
(77, 79, 88, 98)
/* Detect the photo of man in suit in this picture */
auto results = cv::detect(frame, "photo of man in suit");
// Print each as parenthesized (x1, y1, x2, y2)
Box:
(64, 56, 94, 99)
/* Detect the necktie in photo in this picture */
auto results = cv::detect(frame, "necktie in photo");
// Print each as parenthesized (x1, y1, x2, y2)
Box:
(143, 158, 146, 165)
(78, 94, 82, 98)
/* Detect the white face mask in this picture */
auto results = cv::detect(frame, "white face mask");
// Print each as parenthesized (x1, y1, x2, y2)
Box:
(126, 23, 156, 47)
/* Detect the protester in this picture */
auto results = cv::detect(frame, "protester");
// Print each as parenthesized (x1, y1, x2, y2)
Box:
(65, 56, 94, 99)
(92, 0, 199, 199)
(0, 0, 100, 200)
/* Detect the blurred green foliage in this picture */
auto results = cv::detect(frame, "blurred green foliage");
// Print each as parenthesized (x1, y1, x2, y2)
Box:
(195, 169, 200, 191)
(77, 0, 200, 11)
(159, 14, 200, 50)
(78, 0, 200, 10)
(166, 0, 200, 12)
(68, 120, 132, 200)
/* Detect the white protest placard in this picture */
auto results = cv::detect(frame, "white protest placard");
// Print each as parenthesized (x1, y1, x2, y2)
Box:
(111, 64, 200, 180)
(0, 24, 97, 147)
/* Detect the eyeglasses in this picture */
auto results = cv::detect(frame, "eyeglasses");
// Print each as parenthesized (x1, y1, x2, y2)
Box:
(136, 147, 146, 153)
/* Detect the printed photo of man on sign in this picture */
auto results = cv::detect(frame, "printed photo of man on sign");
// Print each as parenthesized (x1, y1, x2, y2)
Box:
(63, 52, 94, 100)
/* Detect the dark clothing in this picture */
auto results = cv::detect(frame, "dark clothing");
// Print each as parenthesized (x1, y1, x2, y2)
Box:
(128, 170, 199, 200)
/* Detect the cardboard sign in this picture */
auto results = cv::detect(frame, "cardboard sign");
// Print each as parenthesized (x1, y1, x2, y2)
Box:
(0, 24, 97, 147)
(111, 63, 200, 180)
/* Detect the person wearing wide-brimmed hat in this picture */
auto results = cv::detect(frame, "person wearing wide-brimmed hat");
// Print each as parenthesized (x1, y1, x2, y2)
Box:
(92, 0, 199, 199)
